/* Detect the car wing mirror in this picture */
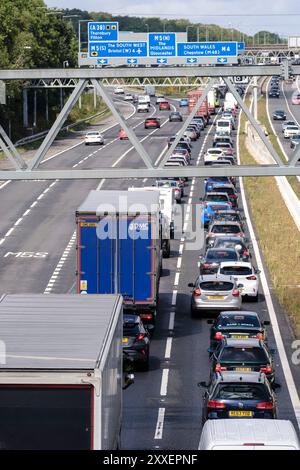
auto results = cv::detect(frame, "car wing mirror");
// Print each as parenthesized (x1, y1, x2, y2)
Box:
(123, 373, 135, 390)
(270, 349, 277, 355)
(188, 282, 195, 288)
(198, 381, 208, 388)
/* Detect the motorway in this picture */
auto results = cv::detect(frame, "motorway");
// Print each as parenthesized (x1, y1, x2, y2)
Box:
(0, 89, 300, 449)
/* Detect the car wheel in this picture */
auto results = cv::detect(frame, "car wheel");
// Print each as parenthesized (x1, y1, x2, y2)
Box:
(191, 306, 198, 318)
(252, 293, 259, 302)
(140, 355, 150, 372)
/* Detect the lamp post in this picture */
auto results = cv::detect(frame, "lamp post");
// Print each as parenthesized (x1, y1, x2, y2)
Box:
(145, 23, 149, 33)
(186, 25, 194, 42)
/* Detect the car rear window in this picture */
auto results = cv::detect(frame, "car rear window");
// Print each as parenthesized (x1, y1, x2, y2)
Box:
(211, 225, 241, 234)
(206, 250, 238, 261)
(217, 314, 260, 328)
(220, 266, 252, 276)
(220, 347, 268, 363)
(214, 384, 269, 401)
(206, 194, 228, 202)
(214, 214, 240, 222)
(212, 187, 235, 195)
(123, 323, 140, 336)
(217, 122, 230, 127)
(200, 281, 234, 291)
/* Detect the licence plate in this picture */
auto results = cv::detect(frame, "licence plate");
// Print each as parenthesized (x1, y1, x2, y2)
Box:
(235, 367, 252, 372)
(229, 411, 253, 417)
(231, 335, 249, 339)
(207, 295, 225, 300)
(122, 337, 128, 344)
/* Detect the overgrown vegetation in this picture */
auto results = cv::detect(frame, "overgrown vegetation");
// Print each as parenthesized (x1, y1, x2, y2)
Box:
(240, 100, 300, 336)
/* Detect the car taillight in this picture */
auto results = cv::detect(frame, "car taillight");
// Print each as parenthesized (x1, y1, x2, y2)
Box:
(256, 333, 264, 340)
(193, 288, 201, 297)
(243, 249, 249, 257)
(207, 400, 226, 409)
(140, 313, 153, 320)
(214, 332, 224, 340)
(215, 363, 227, 372)
(232, 289, 240, 297)
(260, 366, 273, 374)
(175, 188, 180, 193)
(231, 194, 237, 199)
(136, 333, 145, 342)
(202, 263, 211, 268)
(246, 275, 257, 281)
(256, 402, 274, 410)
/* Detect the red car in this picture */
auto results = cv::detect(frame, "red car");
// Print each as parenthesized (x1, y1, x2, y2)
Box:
(159, 101, 171, 111)
(119, 129, 128, 140)
(292, 93, 300, 105)
(144, 117, 160, 129)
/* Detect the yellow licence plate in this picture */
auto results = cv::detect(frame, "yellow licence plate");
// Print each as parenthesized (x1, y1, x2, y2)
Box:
(231, 335, 249, 339)
(229, 411, 253, 417)
(235, 367, 252, 372)
(122, 337, 128, 344)
(207, 295, 225, 300)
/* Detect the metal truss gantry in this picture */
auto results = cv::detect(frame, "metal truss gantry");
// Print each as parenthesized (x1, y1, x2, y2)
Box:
(0, 64, 300, 180)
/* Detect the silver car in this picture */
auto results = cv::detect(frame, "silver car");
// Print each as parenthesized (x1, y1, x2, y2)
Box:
(206, 221, 245, 247)
(188, 273, 242, 316)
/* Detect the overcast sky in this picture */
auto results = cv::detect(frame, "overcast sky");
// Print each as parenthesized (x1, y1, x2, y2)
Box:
(45, 0, 300, 37)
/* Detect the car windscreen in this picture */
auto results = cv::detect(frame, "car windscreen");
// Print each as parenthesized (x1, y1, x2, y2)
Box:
(211, 225, 241, 234)
(220, 266, 252, 276)
(200, 281, 234, 291)
(217, 122, 230, 127)
(220, 347, 268, 363)
(217, 314, 260, 329)
(208, 150, 223, 155)
(206, 250, 238, 261)
(207, 177, 229, 183)
(214, 384, 269, 401)
(212, 187, 235, 195)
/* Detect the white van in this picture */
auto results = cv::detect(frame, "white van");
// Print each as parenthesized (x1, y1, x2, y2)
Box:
(224, 92, 238, 111)
(199, 419, 300, 451)
(216, 119, 232, 134)
(138, 95, 150, 104)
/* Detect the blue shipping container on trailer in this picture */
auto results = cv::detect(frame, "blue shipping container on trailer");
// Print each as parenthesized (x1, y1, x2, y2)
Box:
(76, 190, 162, 324)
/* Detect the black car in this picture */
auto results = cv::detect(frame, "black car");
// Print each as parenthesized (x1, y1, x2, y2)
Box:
(207, 311, 270, 350)
(273, 110, 286, 121)
(209, 211, 245, 230)
(123, 313, 151, 371)
(200, 248, 239, 275)
(290, 134, 300, 149)
(210, 338, 276, 384)
(269, 88, 280, 98)
(169, 111, 183, 122)
(200, 371, 277, 422)
(212, 236, 251, 261)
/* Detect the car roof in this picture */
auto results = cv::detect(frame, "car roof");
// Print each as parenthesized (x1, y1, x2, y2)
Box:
(219, 310, 259, 318)
(211, 183, 235, 188)
(123, 313, 140, 324)
(219, 261, 252, 268)
(224, 338, 262, 347)
(210, 221, 241, 226)
(198, 273, 235, 282)
(213, 371, 267, 383)
(206, 192, 229, 197)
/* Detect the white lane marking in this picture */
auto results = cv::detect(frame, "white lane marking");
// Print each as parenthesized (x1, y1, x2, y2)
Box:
(5, 228, 14, 237)
(0, 181, 11, 190)
(183, 221, 188, 232)
(23, 209, 31, 216)
(160, 369, 169, 396)
(168, 312, 175, 330)
(177, 257, 182, 269)
(237, 90, 300, 431)
(154, 408, 165, 440)
(171, 290, 177, 306)
(30, 201, 37, 208)
(174, 272, 180, 286)
(179, 243, 184, 254)
(0, 239, 5, 246)
(14, 218, 23, 227)
(37, 193, 44, 201)
(188, 197, 192, 204)
(44, 231, 77, 293)
(164, 338, 173, 359)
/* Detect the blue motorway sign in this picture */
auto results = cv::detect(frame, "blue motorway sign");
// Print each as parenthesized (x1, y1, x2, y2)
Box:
(238, 42, 245, 52)
(177, 41, 237, 57)
(148, 33, 176, 57)
(89, 41, 148, 58)
(88, 22, 119, 42)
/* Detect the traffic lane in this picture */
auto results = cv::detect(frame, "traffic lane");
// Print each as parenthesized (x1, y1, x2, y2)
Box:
(0, 180, 53, 241)
(159, 124, 298, 448)
(0, 178, 100, 294)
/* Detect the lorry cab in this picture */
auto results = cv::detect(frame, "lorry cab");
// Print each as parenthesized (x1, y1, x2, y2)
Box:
(199, 419, 300, 450)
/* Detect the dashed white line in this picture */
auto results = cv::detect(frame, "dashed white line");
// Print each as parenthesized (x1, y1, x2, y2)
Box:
(174, 272, 180, 286)
(168, 312, 175, 331)
(176, 257, 182, 269)
(160, 369, 169, 396)
(171, 290, 177, 306)
(0, 239, 5, 246)
(23, 209, 31, 217)
(164, 338, 173, 359)
(154, 408, 165, 440)
(14, 218, 23, 227)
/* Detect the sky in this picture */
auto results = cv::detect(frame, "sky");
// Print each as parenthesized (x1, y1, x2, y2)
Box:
(45, 0, 300, 37)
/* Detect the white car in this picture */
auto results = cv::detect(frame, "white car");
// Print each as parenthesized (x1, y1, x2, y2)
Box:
(204, 148, 225, 164)
(84, 131, 104, 146)
(218, 261, 260, 301)
(137, 103, 149, 113)
(284, 125, 300, 139)
(124, 93, 133, 101)
(156, 96, 165, 104)
(282, 120, 296, 132)
(114, 87, 124, 94)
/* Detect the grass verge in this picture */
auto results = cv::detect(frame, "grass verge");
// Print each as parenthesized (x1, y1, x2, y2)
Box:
(240, 100, 300, 336)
